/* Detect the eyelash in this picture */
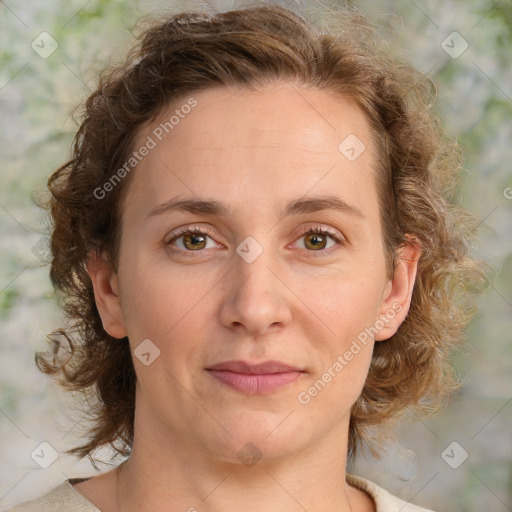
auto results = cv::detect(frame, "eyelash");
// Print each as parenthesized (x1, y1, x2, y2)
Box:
(165, 224, 345, 257)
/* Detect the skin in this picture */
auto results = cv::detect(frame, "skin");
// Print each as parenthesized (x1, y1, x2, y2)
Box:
(81, 81, 421, 512)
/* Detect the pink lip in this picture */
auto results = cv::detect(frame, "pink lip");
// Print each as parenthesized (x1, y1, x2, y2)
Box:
(207, 360, 302, 374)
(206, 360, 304, 394)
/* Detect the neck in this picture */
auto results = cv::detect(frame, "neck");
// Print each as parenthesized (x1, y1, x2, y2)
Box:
(112, 412, 357, 512)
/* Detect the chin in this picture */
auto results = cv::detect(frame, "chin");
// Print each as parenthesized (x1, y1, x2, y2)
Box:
(195, 414, 312, 465)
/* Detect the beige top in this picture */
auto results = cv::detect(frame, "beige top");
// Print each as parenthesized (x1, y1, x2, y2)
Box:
(4, 474, 435, 512)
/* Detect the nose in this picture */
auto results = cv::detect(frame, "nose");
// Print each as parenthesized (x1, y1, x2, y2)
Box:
(218, 242, 292, 337)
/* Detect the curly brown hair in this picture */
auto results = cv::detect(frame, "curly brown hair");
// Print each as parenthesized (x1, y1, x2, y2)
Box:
(35, 0, 489, 463)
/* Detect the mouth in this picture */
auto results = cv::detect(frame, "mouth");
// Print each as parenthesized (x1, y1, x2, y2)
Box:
(205, 360, 305, 395)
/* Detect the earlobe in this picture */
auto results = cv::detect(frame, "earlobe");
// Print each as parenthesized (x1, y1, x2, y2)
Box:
(86, 249, 127, 339)
(374, 235, 422, 342)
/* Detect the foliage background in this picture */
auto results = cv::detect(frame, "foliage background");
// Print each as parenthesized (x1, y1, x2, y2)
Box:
(1, 0, 511, 510)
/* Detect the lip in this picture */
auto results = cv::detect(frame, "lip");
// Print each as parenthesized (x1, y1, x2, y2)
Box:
(206, 360, 304, 395)
(206, 360, 303, 374)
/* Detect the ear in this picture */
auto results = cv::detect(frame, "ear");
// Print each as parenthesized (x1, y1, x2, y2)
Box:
(374, 235, 421, 342)
(86, 249, 127, 339)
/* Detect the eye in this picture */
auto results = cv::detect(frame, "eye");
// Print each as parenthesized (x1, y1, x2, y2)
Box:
(165, 224, 345, 257)
(166, 226, 218, 254)
(294, 224, 345, 255)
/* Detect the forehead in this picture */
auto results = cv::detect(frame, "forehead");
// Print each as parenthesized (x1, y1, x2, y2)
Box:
(139, 82, 375, 152)
(124, 82, 379, 223)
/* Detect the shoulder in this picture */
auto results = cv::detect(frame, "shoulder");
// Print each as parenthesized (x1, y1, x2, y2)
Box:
(346, 473, 437, 512)
(3, 479, 100, 512)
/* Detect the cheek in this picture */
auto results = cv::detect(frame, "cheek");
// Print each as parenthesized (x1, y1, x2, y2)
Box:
(119, 254, 209, 341)
(294, 265, 385, 340)
(291, 268, 383, 403)
(296, 279, 377, 412)
(118, 259, 224, 391)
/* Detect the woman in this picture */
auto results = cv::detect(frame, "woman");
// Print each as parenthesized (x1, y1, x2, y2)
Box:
(7, 2, 486, 511)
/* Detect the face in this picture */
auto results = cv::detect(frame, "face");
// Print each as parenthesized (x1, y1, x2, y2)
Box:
(89, 82, 419, 465)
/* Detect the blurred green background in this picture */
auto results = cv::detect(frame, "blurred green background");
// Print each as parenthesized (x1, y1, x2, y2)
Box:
(1, 1, 511, 510)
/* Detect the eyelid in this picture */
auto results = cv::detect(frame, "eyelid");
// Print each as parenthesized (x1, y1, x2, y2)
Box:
(164, 224, 216, 244)
(298, 224, 343, 241)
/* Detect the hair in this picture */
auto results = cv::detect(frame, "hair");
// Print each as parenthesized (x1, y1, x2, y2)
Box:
(35, 0, 489, 463)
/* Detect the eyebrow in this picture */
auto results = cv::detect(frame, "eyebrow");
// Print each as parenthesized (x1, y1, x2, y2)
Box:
(148, 195, 365, 220)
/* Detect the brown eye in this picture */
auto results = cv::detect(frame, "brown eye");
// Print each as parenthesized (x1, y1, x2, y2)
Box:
(167, 227, 216, 254)
(181, 232, 207, 250)
(303, 232, 330, 250)
(296, 226, 343, 253)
